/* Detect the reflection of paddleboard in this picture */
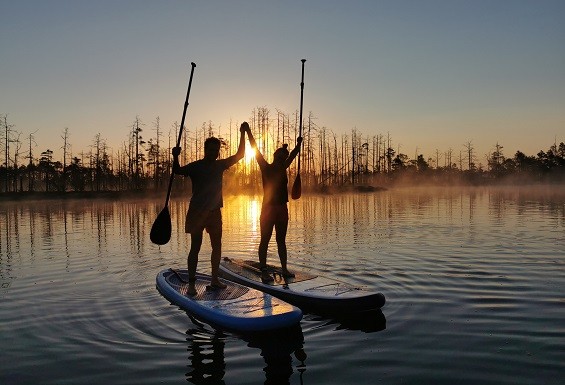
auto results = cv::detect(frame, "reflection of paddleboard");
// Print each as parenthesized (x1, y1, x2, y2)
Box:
(219, 257, 386, 314)
(156, 269, 302, 331)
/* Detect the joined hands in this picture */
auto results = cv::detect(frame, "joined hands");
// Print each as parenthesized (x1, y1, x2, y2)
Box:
(240, 122, 250, 133)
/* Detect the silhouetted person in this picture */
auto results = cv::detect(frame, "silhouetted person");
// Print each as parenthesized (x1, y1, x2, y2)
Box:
(245, 127, 302, 282)
(172, 122, 247, 295)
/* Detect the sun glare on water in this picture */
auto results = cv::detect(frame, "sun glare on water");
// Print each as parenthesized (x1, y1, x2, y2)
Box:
(248, 199, 260, 231)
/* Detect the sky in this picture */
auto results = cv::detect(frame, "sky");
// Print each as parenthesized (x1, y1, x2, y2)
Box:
(1, 0, 564, 166)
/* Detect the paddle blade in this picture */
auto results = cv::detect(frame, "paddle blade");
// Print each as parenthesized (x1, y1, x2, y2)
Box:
(150, 206, 172, 245)
(291, 174, 302, 200)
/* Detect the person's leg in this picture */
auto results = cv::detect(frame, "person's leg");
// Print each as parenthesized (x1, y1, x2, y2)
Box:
(185, 207, 204, 277)
(259, 207, 275, 282)
(208, 209, 226, 289)
(188, 232, 203, 278)
(275, 217, 294, 277)
(187, 231, 203, 295)
(259, 226, 274, 267)
(275, 206, 294, 277)
(208, 228, 226, 288)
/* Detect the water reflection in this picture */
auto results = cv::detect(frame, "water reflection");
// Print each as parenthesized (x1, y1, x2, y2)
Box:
(185, 324, 307, 385)
(2, 187, 562, 266)
(1, 187, 564, 385)
(0, 199, 166, 268)
(185, 327, 227, 384)
(181, 310, 383, 384)
(243, 325, 306, 385)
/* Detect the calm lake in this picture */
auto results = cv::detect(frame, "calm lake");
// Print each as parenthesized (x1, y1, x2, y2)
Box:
(1, 186, 564, 384)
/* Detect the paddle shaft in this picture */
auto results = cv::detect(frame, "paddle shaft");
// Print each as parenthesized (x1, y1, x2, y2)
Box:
(164, 62, 196, 206)
(296, 59, 306, 173)
(291, 59, 306, 200)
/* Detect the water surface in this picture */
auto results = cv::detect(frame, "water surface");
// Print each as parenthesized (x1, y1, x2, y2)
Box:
(1, 186, 564, 384)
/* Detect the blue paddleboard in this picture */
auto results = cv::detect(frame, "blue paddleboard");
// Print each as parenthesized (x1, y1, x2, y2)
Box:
(156, 269, 302, 331)
(219, 257, 386, 314)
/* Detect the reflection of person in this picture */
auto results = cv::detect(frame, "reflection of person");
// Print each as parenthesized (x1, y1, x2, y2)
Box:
(172, 122, 247, 295)
(186, 328, 226, 384)
(245, 127, 302, 282)
(244, 324, 307, 385)
(185, 324, 306, 385)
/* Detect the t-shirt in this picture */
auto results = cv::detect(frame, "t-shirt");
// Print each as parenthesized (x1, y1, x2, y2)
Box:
(177, 159, 230, 211)
(259, 162, 289, 206)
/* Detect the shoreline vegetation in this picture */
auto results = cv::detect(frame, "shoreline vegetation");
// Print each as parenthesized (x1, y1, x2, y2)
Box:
(2, 110, 564, 200)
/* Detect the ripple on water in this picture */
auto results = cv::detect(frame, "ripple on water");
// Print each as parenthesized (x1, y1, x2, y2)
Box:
(1, 189, 564, 385)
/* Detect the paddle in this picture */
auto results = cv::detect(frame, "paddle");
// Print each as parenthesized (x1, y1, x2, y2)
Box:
(150, 62, 196, 245)
(291, 59, 306, 200)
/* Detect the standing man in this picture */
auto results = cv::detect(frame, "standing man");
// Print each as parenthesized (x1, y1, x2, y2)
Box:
(245, 126, 302, 282)
(172, 122, 247, 295)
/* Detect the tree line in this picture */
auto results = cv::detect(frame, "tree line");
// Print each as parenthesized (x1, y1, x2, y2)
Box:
(1, 110, 564, 194)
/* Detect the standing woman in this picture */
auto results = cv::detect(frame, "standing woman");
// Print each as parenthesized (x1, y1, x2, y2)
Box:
(245, 127, 303, 282)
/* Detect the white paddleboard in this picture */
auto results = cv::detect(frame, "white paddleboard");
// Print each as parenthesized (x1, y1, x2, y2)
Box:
(156, 269, 303, 331)
(219, 257, 386, 314)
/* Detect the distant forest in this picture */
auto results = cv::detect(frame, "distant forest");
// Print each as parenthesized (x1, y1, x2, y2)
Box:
(1, 109, 564, 195)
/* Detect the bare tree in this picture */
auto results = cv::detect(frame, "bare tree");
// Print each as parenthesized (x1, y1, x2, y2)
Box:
(131, 116, 145, 190)
(26, 131, 38, 191)
(2, 114, 16, 192)
(464, 141, 476, 171)
(61, 128, 70, 191)
(93, 134, 103, 191)
(11, 132, 23, 191)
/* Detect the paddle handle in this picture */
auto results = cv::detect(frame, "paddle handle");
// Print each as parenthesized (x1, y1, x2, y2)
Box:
(165, 62, 196, 206)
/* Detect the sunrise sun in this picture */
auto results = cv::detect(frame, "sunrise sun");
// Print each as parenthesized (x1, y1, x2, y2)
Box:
(244, 142, 256, 164)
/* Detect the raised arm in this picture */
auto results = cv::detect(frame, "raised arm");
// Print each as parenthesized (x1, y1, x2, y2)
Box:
(246, 126, 267, 167)
(284, 136, 303, 168)
(222, 122, 247, 168)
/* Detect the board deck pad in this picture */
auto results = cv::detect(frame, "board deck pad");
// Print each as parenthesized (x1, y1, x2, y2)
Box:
(220, 257, 386, 313)
(167, 269, 249, 300)
(224, 258, 317, 285)
(156, 269, 303, 331)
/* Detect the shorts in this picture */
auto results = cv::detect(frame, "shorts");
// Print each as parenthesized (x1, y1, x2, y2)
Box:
(260, 204, 289, 229)
(185, 207, 222, 234)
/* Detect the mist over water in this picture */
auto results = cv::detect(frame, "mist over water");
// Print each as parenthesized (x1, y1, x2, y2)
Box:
(1, 186, 564, 384)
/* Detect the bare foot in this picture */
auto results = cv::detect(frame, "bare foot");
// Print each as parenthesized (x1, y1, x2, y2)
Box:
(261, 268, 274, 283)
(281, 269, 295, 278)
(186, 282, 197, 296)
(206, 280, 227, 291)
